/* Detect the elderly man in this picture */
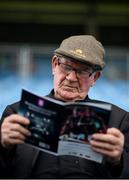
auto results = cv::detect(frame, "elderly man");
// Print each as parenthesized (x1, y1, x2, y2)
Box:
(0, 35, 129, 178)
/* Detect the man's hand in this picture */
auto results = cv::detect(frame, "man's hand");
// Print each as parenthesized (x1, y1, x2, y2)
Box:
(1, 114, 31, 148)
(90, 127, 124, 164)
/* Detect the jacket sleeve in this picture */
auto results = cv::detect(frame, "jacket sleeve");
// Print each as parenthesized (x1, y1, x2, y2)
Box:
(0, 103, 19, 178)
(0, 102, 39, 178)
(106, 105, 129, 178)
(119, 112, 129, 178)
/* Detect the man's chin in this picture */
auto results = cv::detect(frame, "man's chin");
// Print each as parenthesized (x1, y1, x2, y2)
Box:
(59, 90, 79, 101)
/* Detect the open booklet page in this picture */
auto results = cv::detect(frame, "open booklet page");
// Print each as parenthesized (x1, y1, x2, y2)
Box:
(18, 89, 112, 163)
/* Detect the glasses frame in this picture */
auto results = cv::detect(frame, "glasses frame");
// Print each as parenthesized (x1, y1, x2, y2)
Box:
(57, 57, 95, 79)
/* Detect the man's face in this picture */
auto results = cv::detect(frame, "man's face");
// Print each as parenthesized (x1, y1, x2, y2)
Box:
(52, 55, 100, 102)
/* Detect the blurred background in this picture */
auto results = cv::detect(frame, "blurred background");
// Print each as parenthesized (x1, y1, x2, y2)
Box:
(0, 0, 129, 117)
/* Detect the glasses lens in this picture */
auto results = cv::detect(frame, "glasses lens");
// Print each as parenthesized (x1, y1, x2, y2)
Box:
(58, 58, 93, 78)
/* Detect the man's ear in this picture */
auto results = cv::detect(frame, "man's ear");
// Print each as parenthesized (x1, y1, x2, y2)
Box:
(94, 71, 101, 81)
(91, 71, 101, 86)
(52, 55, 58, 75)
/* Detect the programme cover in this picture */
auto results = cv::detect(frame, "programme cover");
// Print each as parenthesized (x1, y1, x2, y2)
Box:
(18, 89, 112, 163)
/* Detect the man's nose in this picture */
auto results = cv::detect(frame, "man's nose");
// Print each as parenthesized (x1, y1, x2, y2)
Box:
(66, 70, 78, 81)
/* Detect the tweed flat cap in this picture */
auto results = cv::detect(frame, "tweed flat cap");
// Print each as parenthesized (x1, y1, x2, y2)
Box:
(55, 35, 105, 70)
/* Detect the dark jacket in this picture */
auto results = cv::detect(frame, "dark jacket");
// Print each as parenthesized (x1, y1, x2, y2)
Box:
(0, 91, 129, 178)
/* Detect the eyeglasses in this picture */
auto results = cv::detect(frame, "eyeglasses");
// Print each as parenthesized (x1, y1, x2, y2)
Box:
(57, 59, 94, 79)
